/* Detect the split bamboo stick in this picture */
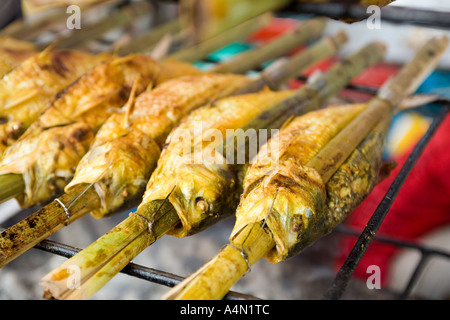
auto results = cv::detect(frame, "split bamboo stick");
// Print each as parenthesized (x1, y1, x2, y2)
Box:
(49, 1, 153, 50)
(0, 174, 25, 204)
(209, 18, 327, 74)
(162, 35, 448, 300)
(308, 35, 449, 182)
(116, 19, 182, 56)
(0, 184, 100, 267)
(179, 0, 291, 44)
(167, 13, 273, 63)
(1, 1, 123, 41)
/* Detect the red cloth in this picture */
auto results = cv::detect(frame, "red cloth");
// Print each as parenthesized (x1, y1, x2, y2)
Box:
(335, 113, 450, 286)
(247, 18, 301, 44)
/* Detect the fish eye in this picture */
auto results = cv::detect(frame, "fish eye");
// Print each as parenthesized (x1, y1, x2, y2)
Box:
(195, 197, 209, 213)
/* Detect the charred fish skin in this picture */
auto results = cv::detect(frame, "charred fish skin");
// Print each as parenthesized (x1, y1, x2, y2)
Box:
(33, 54, 161, 131)
(231, 104, 367, 263)
(139, 89, 296, 238)
(0, 49, 107, 154)
(0, 55, 162, 207)
(65, 73, 251, 218)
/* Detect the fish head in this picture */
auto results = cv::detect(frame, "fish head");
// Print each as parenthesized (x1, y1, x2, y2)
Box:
(167, 154, 237, 237)
(232, 162, 328, 263)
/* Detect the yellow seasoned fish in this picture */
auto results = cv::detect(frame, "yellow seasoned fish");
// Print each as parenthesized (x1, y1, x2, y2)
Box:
(0, 55, 202, 207)
(65, 73, 251, 218)
(231, 104, 370, 263)
(0, 47, 107, 154)
(0, 37, 37, 77)
(139, 89, 295, 237)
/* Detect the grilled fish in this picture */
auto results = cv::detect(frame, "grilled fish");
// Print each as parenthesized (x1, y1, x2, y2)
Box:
(0, 47, 107, 154)
(231, 103, 377, 263)
(139, 89, 295, 237)
(65, 73, 251, 218)
(296, 0, 395, 23)
(0, 55, 202, 207)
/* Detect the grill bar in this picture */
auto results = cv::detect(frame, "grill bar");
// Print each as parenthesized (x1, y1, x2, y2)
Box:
(34, 238, 260, 300)
(336, 225, 450, 299)
(323, 103, 450, 300)
(286, 2, 450, 30)
(398, 251, 430, 300)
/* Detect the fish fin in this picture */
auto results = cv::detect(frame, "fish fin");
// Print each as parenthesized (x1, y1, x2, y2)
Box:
(150, 33, 173, 60)
(2, 88, 40, 110)
(122, 75, 141, 128)
(70, 89, 121, 118)
(375, 160, 398, 185)
(111, 34, 131, 55)
(66, 160, 113, 210)
(109, 55, 136, 66)
(37, 41, 58, 60)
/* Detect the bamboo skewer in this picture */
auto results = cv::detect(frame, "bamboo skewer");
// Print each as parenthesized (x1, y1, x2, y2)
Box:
(0, 6, 72, 40)
(179, 0, 291, 44)
(0, 20, 332, 270)
(3, 2, 164, 55)
(0, 184, 100, 267)
(209, 18, 327, 74)
(233, 30, 347, 94)
(116, 19, 182, 56)
(223, 40, 386, 160)
(0, 174, 25, 204)
(307, 35, 449, 182)
(49, 2, 153, 51)
(1, 1, 127, 43)
(163, 221, 274, 300)
(167, 13, 273, 63)
(163, 35, 449, 300)
(39, 40, 384, 300)
(42, 196, 181, 300)
(117, 13, 273, 61)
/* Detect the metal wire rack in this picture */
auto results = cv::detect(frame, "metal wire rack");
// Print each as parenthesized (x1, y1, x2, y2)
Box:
(1, 1, 450, 301)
